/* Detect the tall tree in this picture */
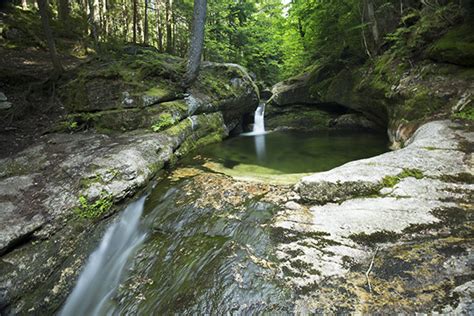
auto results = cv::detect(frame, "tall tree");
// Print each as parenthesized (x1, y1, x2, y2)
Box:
(58, 0, 70, 25)
(156, 0, 163, 51)
(165, 0, 173, 53)
(88, 0, 100, 44)
(185, 0, 207, 85)
(144, 0, 149, 44)
(133, 0, 137, 43)
(365, 0, 380, 48)
(37, 0, 63, 76)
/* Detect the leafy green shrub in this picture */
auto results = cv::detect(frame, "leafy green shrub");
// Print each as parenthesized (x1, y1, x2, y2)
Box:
(151, 113, 176, 132)
(74, 192, 113, 219)
(452, 107, 474, 121)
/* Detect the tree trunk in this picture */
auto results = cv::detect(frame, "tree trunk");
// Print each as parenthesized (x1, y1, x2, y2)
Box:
(21, 0, 28, 9)
(37, 0, 63, 76)
(172, 7, 176, 53)
(58, 0, 70, 25)
(133, 0, 137, 43)
(359, 1, 372, 58)
(165, 0, 173, 53)
(185, 0, 207, 85)
(144, 0, 149, 44)
(366, 0, 379, 46)
(156, 0, 163, 51)
(87, 0, 100, 44)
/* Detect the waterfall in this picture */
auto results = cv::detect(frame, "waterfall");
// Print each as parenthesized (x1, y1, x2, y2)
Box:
(242, 103, 267, 136)
(253, 102, 265, 134)
(60, 197, 147, 316)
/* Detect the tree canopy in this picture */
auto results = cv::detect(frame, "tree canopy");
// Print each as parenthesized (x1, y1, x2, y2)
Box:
(3, 0, 471, 85)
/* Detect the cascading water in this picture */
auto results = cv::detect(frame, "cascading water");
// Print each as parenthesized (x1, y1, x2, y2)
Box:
(241, 102, 267, 160)
(60, 197, 147, 316)
(253, 102, 266, 134)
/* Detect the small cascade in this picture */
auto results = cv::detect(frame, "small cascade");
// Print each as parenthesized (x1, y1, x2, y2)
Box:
(253, 102, 266, 134)
(60, 197, 147, 316)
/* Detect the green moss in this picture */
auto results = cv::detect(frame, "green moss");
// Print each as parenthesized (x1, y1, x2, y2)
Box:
(60, 49, 184, 113)
(59, 106, 173, 132)
(160, 100, 188, 115)
(452, 106, 474, 121)
(440, 173, 474, 185)
(399, 168, 424, 179)
(427, 24, 474, 66)
(151, 113, 177, 132)
(398, 87, 446, 121)
(382, 175, 400, 188)
(145, 87, 168, 97)
(265, 109, 332, 130)
(382, 168, 424, 187)
(349, 230, 401, 246)
(74, 192, 113, 219)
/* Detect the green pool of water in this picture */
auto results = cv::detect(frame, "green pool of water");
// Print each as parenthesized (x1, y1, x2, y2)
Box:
(187, 130, 388, 175)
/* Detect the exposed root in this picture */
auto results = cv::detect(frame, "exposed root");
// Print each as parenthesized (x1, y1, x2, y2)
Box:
(366, 246, 379, 293)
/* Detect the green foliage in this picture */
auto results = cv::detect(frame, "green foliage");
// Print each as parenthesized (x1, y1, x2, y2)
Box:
(427, 24, 474, 66)
(383, 2, 462, 62)
(382, 168, 424, 187)
(452, 107, 474, 121)
(204, 0, 286, 84)
(74, 192, 113, 219)
(151, 113, 176, 132)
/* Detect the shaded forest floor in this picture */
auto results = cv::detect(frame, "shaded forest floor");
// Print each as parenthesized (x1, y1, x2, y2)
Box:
(0, 46, 84, 158)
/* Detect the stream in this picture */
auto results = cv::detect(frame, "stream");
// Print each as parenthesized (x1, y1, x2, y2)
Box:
(61, 115, 388, 314)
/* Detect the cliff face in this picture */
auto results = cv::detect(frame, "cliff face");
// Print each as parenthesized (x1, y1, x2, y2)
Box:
(270, 5, 473, 147)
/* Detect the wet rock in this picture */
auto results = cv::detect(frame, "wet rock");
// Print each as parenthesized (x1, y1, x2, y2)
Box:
(260, 89, 272, 100)
(0, 101, 12, 110)
(271, 72, 319, 106)
(329, 113, 380, 131)
(269, 119, 473, 313)
(0, 92, 7, 102)
(297, 120, 468, 203)
(58, 56, 258, 133)
(0, 110, 229, 313)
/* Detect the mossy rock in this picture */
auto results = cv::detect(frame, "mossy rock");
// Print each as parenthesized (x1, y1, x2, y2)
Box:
(265, 109, 334, 131)
(190, 63, 259, 119)
(60, 51, 184, 113)
(427, 24, 474, 66)
(59, 105, 185, 132)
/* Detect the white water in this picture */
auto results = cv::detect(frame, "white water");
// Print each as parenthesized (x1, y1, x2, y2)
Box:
(253, 103, 265, 134)
(241, 103, 267, 136)
(240, 103, 267, 160)
(60, 197, 147, 316)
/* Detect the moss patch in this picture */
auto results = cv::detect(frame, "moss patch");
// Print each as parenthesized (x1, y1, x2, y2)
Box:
(427, 24, 474, 66)
(349, 230, 402, 246)
(265, 109, 333, 130)
(452, 106, 474, 121)
(74, 192, 113, 219)
(382, 168, 424, 187)
(151, 113, 177, 132)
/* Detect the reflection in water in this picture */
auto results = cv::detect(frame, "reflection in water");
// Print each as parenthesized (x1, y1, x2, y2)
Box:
(254, 134, 266, 161)
(189, 130, 388, 174)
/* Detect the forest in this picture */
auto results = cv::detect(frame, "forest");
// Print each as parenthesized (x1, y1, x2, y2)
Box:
(0, 0, 473, 314)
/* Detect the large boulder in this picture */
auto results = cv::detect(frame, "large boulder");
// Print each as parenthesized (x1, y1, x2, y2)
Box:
(427, 24, 474, 66)
(270, 72, 319, 106)
(188, 62, 259, 122)
(59, 50, 259, 133)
